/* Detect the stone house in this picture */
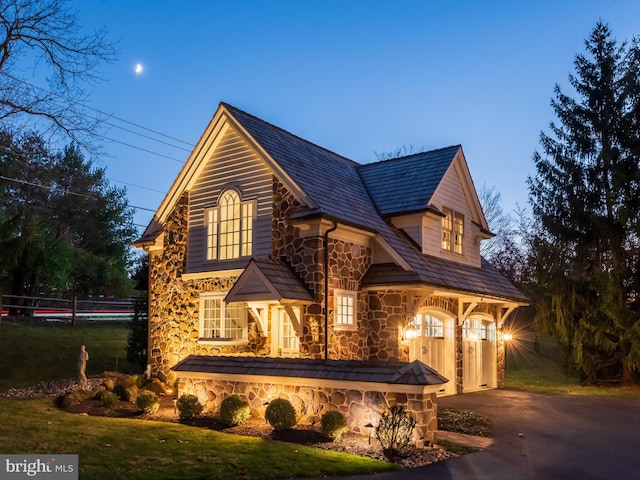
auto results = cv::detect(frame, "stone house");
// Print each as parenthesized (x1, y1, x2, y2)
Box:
(134, 103, 527, 444)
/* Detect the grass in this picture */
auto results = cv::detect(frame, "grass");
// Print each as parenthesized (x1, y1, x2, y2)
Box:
(0, 322, 138, 392)
(505, 330, 640, 397)
(0, 322, 398, 479)
(0, 397, 396, 480)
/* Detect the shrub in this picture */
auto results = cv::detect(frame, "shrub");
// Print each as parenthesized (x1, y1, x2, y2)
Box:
(265, 398, 297, 430)
(176, 394, 204, 420)
(321, 410, 349, 442)
(101, 391, 119, 408)
(220, 395, 251, 426)
(375, 404, 416, 458)
(136, 390, 160, 414)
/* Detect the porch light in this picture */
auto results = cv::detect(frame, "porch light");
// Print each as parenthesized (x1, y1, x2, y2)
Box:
(365, 422, 374, 445)
(503, 333, 513, 341)
(405, 326, 418, 339)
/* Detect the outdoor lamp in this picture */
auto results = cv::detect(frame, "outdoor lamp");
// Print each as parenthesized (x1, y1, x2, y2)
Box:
(365, 422, 374, 444)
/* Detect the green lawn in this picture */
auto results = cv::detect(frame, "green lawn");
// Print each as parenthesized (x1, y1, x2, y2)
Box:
(0, 322, 397, 479)
(505, 331, 640, 397)
(0, 397, 395, 480)
(0, 322, 138, 392)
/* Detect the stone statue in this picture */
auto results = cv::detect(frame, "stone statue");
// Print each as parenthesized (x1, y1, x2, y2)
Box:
(77, 345, 89, 386)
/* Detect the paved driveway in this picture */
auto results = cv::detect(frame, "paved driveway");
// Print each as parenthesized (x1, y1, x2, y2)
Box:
(324, 389, 640, 480)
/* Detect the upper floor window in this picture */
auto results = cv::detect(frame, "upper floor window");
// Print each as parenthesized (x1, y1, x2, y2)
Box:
(335, 290, 356, 330)
(206, 189, 254, 261)
(442, 207, 463, 254)
(199, 294, 247, 341)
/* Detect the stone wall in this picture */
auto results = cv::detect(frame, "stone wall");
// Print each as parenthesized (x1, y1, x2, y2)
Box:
(367, 290, 407, 362)
(178, 375, 439, 446)
(148, 192, 265, 383)
(271, 179, 372, 360)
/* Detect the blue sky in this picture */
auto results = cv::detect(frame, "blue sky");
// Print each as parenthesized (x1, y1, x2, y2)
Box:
(67, 0, 640, 233)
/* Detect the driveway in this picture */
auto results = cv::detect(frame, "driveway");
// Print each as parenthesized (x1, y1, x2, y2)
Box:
(323, 389, 640, 480)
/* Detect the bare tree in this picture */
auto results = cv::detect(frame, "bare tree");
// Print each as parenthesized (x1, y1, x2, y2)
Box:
(0, 0, 117, 150)
(373, 144, 427, 161)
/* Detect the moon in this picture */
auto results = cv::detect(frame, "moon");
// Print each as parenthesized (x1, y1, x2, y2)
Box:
(135, 63, 144, 74)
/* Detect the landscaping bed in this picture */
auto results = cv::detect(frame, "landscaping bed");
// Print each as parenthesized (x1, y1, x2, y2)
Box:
(5, 374, 471, 469)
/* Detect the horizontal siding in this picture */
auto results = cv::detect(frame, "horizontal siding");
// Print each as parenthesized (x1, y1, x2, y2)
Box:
(426, 166, 481, 267)
(186, 127, 273, 274)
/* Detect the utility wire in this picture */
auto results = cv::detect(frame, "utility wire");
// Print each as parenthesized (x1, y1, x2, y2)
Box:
(8, 74, 195, 148)
(0, 174, 156, 212)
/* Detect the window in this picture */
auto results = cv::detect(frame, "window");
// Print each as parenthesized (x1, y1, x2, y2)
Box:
(442, 207, 464, 254)
(335, 290, 356, 329)
(199, 294, 247, 341)
(206, 189, 254, 261)
(277, 308, 300, 353)
(409, 313, 444, 338)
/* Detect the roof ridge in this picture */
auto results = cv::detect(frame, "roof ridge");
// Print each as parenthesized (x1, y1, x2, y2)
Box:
(361, 144, 461, 168)
(220, 102, 361, 166)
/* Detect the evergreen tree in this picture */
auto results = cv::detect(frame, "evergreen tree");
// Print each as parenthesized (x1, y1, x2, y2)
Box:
(0, 130, 136, 305)
(528, 22, 640, 384)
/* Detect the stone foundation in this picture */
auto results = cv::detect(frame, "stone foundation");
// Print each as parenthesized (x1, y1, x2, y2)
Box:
(178, 374, 439, 446)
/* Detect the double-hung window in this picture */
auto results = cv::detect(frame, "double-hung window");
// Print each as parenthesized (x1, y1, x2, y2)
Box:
(442, 207, 464, 254)
(206, 189, 254, 261)
(335, 290, 356, 330)
(199, 294, 247, 342)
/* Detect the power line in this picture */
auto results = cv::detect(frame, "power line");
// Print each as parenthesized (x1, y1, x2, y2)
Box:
(8, 74, 195, 148)
(0, 174, 156, 212)
(109, 178, 165, 194)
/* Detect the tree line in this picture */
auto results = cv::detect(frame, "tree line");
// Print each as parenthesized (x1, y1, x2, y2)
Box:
(487, 22, 640, 385)
(1, 2, 639, 385)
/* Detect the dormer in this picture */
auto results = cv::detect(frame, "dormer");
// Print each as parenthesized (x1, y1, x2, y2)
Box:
(359, 146, 492, 268)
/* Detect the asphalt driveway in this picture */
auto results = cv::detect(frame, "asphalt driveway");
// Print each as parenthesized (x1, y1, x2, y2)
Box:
(323, 389, 640, 480)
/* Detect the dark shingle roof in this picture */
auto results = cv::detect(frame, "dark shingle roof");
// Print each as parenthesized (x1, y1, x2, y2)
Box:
(172, 355, 449, 386)
(362, 258, 528, 303)
(226, 258, 313, 303)
(224, 103, 527, 304)
(358, 146, 460, 216)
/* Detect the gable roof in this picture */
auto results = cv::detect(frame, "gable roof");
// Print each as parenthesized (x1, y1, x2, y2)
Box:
(358, 146, 460, 216)
(172, 355, 449, 386)
(223, 103, 380, 230)
(140, 102, 526, 304)
(225, 258, 313, 304)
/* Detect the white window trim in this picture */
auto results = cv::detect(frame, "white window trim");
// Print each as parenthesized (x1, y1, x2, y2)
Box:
(198, 293, 248, 344)
(442, 207, 464, 255)
(334, 289, 357, 331)
(205, 189, 256, 262)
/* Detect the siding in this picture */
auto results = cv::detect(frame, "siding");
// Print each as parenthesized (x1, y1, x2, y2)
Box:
(186, 127, 273, 273)
(425, 165, 481, 268)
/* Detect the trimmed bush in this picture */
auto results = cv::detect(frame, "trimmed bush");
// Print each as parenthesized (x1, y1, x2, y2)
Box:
(321, 410, 349, 442)
(220, 395, 251, 426)
(375, 404, 416, 458)
(136, 390, 160, 414)
(176, 394, 204, 420)
(101, 391, 119, 408)
(265, 398, 297, 431)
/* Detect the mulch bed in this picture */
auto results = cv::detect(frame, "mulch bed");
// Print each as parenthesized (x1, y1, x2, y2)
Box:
(5, 377, 458, 469)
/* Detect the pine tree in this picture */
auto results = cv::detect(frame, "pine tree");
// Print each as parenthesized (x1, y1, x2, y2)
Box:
(528, 22, 640, 384)
(0, 130, 137, 303)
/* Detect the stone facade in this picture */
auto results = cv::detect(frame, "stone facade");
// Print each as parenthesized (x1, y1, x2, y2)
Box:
(178, 374, 439, 446)
(145, 174, 506, 444)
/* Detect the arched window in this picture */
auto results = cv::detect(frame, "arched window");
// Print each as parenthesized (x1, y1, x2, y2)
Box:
(206, 189, 254, 260)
